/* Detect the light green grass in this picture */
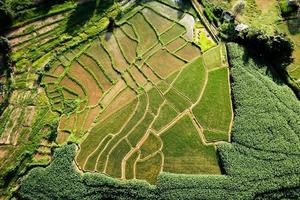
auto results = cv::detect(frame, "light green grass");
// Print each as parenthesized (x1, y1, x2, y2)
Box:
(84, 134, 113, 171)
(161, 115, 220, 174)
(198, 31, 216, 52)
(152, 103, 178, 131)
(203, 129, 228, 142)
(127, 112, 154, 147)
(160, 24, 186, 45)
(173, 57, 206, 102)
(125, 151, 139, 179)
(164, 88, 191, 112)
(106, 139, 131, 178)
(141, 7, 174, 34)
(147, 87, 164, 115)
(140, 132, 162, 159)
(129, 13, 158, 54)
(203, 45, 222, 70)
(192, 67, 232, 132)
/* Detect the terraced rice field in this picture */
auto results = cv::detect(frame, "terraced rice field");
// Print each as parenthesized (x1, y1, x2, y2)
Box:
(41, 0, 233, 184)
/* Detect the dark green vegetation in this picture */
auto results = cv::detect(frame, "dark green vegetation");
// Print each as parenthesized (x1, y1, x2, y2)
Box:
(18, 43, 300, 199)
(279, 0, 299, 18)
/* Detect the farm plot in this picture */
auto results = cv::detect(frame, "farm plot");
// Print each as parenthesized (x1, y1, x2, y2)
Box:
(41, 0, 233, 184)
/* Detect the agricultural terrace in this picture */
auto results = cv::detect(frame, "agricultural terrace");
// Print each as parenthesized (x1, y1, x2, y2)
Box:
(40, 0, 233, 184)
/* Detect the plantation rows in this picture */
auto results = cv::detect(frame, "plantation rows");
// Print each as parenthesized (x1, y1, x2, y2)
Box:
(39, 1, 233, 183)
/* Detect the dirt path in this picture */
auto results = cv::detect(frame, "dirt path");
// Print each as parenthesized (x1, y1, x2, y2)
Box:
(191, 0, 219, 43)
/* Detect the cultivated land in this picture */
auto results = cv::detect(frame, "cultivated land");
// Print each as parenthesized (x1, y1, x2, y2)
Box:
(0, 0, 233, 187)
(58, 1, 233, 183)
(0, 0, 299, 199)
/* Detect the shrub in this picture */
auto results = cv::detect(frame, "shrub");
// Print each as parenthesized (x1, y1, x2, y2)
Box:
(279, 0, 298, 18)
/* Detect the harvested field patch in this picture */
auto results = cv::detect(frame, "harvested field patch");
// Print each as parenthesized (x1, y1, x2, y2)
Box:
(65, 51, 76, 61)
(161, 115, 220, 174)
(42, 75, 58, 84)
(62, 88, 78, 99)
(48, 64, 65, 77)
(160, 24, 186, 45)
(97, 88, 136, 123)
(193, 67, 232, 132)
(175, 43, 201, 61)
(147, 49, 185, 78)
(102, 33, 129, 72)
(83, 106, 101, 130)
(166, 37, 187, 52)
(23, 106, 36, 127)
(114, 28, 138, 63)
(141, 64, 161, 83)
(130, 65, 147, 86)
(120, 23, 138, 40)
(146, 1, 183, 20)
(100, 79, 127, 108)
(129, 13, 158, 54)
(86, 40, 119, 82)
(123, 72, 138, 90)
(56, 131, 69, 144)
(141, 43, 162, 64)
(78, 54, 112, 91)
(68, 62, 102, 105)
(141, 8, 173, 34)
(60, 76, 86, 99)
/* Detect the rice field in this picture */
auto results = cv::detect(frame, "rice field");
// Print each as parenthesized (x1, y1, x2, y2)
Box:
(36, 0, 233, 184)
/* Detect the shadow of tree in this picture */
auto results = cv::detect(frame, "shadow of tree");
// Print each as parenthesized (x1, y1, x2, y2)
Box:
(65, 0, 97, 35)
(287, 18, 300, 35)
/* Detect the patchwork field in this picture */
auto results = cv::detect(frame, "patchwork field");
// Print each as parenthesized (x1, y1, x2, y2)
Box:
(38, 1, 234, 184)
(0, 0, 232, 187)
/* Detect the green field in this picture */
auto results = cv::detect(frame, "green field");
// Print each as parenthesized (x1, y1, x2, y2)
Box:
(0, 0, 235, 196)
(193, 67, 232, 133)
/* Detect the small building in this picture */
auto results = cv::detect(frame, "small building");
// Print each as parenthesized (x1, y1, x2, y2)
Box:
(235, 23, 249, 32)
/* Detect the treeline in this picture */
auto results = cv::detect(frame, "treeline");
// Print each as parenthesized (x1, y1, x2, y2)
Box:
(17, 43, 300, 200)
(0, 37, 12, 114)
